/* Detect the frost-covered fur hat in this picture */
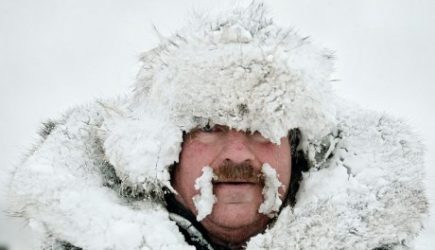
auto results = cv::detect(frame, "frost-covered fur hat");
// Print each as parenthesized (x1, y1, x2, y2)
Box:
(102, 2, 336, 195)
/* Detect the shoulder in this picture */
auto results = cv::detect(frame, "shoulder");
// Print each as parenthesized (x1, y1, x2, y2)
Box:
(247, 101, 428, 249)
(5, 97, 193, 250)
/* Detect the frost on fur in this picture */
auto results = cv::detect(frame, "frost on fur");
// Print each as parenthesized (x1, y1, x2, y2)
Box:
(258, 163, 283, 217)
(132, 0, 337, 146)
(100, 100, 182, 197)
(192, 166, 217, 221)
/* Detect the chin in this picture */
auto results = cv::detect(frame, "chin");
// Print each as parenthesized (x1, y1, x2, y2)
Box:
(208, 202, 263, 228)
(196, 183, 271, 245)
(200, 203, 270, 246)
(209, 183, 264, 226)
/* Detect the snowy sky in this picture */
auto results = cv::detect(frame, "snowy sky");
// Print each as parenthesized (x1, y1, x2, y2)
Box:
(1, 0, 434, 248)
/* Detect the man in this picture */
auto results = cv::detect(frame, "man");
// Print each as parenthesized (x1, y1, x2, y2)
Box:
(4, 2, 428, 250)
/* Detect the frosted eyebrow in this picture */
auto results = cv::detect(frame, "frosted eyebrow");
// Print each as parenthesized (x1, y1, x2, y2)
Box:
(200, 124, 230, 133)
(202, 123, 212, 132)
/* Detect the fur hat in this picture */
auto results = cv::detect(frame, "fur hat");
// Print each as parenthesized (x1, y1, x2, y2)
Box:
(101, 2, 337, 195)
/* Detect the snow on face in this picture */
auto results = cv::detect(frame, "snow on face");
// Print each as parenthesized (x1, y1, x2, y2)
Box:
(192, 166, 217, 221)
(193, 163, 284, 221)
(258, 163, 283, 217)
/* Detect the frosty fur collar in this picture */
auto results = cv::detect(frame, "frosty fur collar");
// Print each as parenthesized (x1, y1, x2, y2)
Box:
(6, 99, 427, 249)
(5, 2, 428, 250)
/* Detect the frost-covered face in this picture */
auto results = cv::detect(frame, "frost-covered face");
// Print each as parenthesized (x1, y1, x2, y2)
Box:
(172, 125, 291, 246)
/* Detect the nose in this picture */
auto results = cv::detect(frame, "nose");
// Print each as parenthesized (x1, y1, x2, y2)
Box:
(219, 130, 256, 164)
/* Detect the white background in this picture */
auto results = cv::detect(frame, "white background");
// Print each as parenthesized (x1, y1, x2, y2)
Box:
(1, 0, 434, 249)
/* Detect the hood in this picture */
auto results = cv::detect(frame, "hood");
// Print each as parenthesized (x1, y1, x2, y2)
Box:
(101, 2, 337, 196)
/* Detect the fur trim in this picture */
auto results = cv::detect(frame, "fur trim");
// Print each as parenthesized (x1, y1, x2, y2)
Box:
(99, 99, 182, 196)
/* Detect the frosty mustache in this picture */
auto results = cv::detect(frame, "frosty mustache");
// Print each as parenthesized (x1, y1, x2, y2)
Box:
(213, 160, 263, 184)
(193, 162, 283, 221)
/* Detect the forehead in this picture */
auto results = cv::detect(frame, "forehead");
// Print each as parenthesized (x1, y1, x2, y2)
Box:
(183, 124, 292, 149)
(185, 124, 268, 138)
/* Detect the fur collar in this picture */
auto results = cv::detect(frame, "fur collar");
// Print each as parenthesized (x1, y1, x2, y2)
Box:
(6, 99, 427, 249)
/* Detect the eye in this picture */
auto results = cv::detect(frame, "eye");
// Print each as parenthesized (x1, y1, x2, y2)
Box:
(202, 123, 213, 133)
(200, 124, 227, 133)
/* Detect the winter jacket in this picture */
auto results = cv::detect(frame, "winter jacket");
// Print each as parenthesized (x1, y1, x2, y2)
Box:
(5, 3, 428, 250)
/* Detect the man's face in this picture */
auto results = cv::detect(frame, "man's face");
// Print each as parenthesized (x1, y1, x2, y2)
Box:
(172, 125, 291, 245)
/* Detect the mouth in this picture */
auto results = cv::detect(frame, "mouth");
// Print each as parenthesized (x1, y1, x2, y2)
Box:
(212, 176, 263, 185)
(212, 182, 261, 204)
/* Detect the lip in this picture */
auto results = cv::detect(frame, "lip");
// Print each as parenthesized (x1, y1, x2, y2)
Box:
(212, 176, 263, 184)
(213, 183, 261, 203)
(213, 181, 257, 186)
(213, 181, 261, 190)
(213, 182, 258, 192)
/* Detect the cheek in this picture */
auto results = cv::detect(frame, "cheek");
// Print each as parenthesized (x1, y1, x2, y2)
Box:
(175, 141, 218, 195)
(181, 141, 216, 169)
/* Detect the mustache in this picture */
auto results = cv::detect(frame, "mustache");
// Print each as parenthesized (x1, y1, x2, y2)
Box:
(213, 160, 263, 184)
